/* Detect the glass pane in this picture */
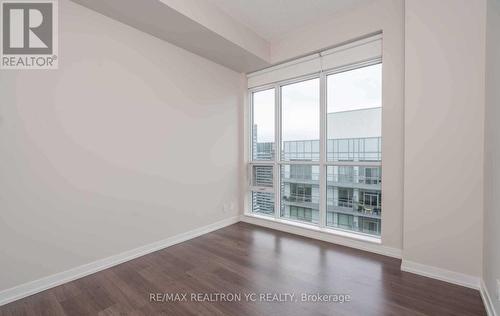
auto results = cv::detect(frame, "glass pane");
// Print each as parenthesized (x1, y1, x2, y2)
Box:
(327, 64, 382, 162)
(252, 89, 275, 160)
(280, 164, 319, 225)
(326, 165, 381, 236)
(252, 191, 274, 216)
(281, 78, 320, 161)
(252, 165, 273, 187)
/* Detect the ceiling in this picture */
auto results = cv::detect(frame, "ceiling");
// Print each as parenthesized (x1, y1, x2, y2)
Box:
(206, 0, 371, 42)
(72, 0, 270, 72)
(71, 0, 373, 73)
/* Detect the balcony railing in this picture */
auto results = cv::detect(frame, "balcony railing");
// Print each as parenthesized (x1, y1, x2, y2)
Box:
(327, 198, 381, 218)
(254, 137, 382, 162)
(280, 198, 380, 220)
(327, 137, 381, 162)
(327, 175, 381, 185)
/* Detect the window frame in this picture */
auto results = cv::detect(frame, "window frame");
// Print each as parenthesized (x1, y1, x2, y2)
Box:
(247, 59, 382, 238)
(250, 87, 276, 162)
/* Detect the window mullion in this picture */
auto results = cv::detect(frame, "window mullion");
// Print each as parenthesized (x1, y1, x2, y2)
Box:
(248, 91, 253, 163)
(319, 71, 327, 228)
(274, 84, 281, 220)
(247, 91, 253, 214)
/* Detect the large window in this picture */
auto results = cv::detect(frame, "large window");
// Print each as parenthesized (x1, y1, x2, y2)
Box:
(326, 63, 382, 162)
(279, 78, 320, 224)
(280, 164, 320, 224)
(325, 63, 382, 236)
(281, 78, 320, 161)
(249, 89, 275, 216)
(251, 89, 275, 160)
(247, 36, 382, 238)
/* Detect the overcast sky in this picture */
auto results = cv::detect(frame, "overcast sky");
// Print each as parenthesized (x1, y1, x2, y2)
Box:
(253, 63, 381, 143)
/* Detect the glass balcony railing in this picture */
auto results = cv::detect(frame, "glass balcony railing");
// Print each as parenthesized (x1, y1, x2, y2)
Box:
(326, 198, 381, 218)
(327, 137, 381, 162)
(255, 137, 382, 163)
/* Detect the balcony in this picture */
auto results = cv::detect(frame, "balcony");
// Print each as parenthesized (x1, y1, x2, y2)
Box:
(327, 137, 381, 162)
(327, 176, 381, 190)
(280, 198, 380, 220)
(327, 199, 381, 219)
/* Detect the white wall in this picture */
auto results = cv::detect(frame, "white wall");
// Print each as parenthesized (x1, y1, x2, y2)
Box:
(268, 0, 405, 250)
(404, 0, 486, 278)
(0, 0, 242, 292)
(160, 0, 270, 61)
(484, 0, 500, 312)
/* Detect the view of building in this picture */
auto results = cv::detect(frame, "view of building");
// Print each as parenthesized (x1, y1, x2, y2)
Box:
(252, 107, 382, 236)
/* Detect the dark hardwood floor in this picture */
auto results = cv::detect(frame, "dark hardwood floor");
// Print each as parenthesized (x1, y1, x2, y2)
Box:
(0, 222, 486, 316)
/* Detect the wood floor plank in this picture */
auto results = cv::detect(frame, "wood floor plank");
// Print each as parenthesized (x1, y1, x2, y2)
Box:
(0, 222, 487, 315)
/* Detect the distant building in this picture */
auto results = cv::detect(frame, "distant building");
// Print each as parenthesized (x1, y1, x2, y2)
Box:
(252, 107, 382, 236)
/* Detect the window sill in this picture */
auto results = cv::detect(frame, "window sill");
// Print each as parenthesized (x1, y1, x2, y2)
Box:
(242, 213, 381, 244)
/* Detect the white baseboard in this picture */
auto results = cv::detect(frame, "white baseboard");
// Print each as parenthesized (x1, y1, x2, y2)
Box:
(240, 214, 402, 259)
(0, 215, 240, 307)
(481, 279, 498, 316)
(400, 259, 480, 289)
